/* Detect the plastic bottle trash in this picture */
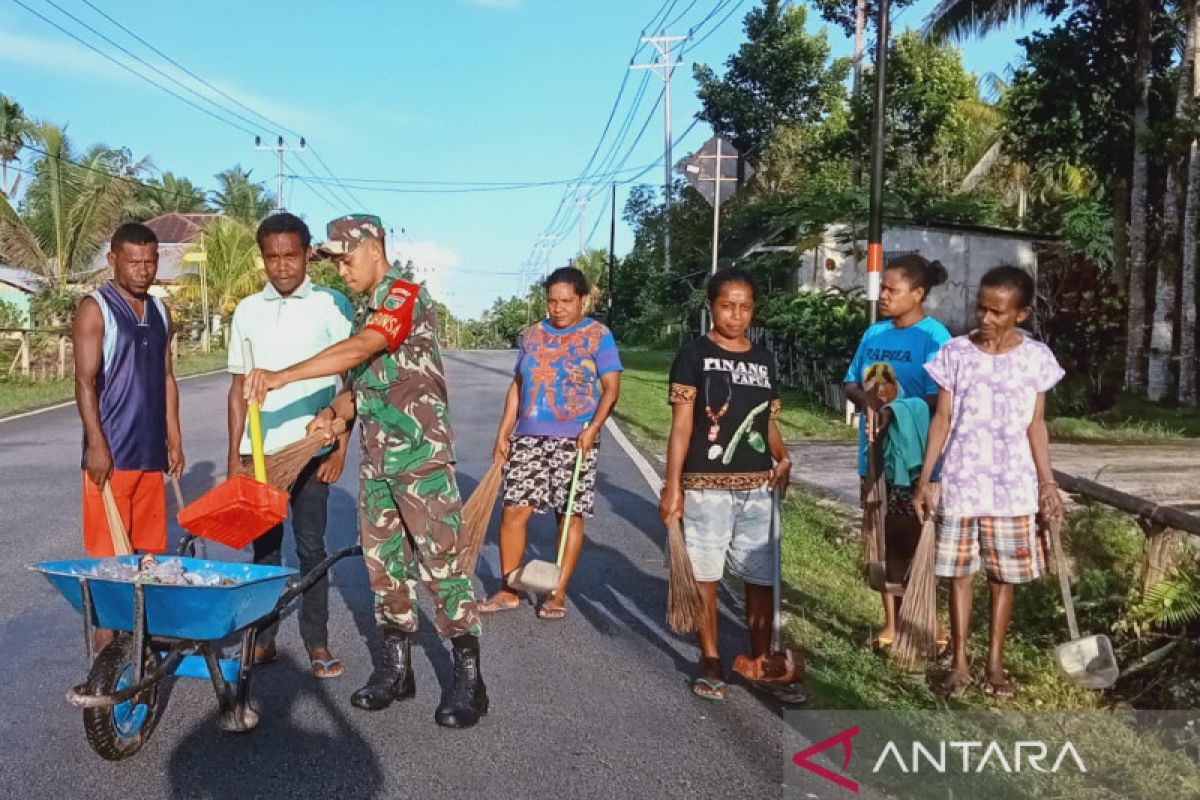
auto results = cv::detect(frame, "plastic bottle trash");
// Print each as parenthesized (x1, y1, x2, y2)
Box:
(89, 557, 237, 586)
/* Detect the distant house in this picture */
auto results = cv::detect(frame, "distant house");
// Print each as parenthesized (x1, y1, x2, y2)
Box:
(88, 212, 217, 296)
(738, 221, 1052, 334)
(0, 264, 44, 325)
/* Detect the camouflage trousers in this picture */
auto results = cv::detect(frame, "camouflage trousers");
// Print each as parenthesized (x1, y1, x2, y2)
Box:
(359, 464, 481, 638)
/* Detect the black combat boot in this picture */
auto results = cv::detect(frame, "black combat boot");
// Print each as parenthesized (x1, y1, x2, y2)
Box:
(434, 634, 489, 728)
(350, 631, 416, 711)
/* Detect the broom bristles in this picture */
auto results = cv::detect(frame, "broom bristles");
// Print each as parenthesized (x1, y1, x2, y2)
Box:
(261, 431, 331, 490)
(667, 519, 704, 633)
(862, 474, 885, 565)
(457, 462, 505, 576)
(892, 516, 940, 668)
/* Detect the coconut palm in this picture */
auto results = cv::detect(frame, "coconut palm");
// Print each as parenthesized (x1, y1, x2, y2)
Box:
(0, 122, 138, 285)
(0, 95, 30, 197)
(210, 166, 273, 225)
(174, 215, 264, 323)
(925, 0, 1155, 393)
(127, 171, 209, 219)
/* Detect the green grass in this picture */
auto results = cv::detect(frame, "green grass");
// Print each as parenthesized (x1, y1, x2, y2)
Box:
(0, 346, 228, 418)
(614, 346, 853, 452)
(1049, 394, 1200, 441)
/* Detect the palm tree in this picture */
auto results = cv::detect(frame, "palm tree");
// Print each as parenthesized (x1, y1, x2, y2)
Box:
(926, 0, 1155, 394)
(1148, 1, 1196, 401)
(0, 122, 136, 285)
(0, 95, 30, 197)
(127, 171, 209, 219)
(210, 166, 273, 225)
(174, 215, 264, 324)
(1180, 0, 1200, 407)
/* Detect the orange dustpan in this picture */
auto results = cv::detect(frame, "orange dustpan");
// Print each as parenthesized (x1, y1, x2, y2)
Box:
(177, 340, 288, 549)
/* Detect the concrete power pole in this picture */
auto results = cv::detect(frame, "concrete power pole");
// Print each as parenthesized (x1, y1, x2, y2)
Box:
(255, 135, 306, 213)
(631, 33, 686, 274)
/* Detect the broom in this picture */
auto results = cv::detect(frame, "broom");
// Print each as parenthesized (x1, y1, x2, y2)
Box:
(666, 518, 704, 633)
(456, 461, 505, 576)
(892, 512, 940, 669)
(242, 414, 350, 491)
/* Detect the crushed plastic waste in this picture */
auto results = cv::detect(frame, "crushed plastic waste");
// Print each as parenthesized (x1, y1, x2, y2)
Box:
(91, 555, 237, 586)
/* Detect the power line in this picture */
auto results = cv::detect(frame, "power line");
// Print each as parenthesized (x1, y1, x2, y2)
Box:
(77, 0, 302, 139)
(23, 0, 363, 213)
(9, 0, 260, 137)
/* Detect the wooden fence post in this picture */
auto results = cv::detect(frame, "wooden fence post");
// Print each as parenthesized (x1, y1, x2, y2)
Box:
(58, 335, 66, 379)
(20, 330, 30, 377)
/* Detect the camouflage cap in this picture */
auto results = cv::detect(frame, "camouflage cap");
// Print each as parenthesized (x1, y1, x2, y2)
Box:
(315, 214, 385, 256)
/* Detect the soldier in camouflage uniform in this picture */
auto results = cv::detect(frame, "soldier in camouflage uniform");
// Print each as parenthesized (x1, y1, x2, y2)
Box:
(244, 214, 487, 729)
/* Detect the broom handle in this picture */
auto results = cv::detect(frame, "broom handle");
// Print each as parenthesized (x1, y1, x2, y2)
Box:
(770, 483, 782, 653)
(169, 475, 185, 510)
(556, 424, 589, 568)
(101, 480, 133, 556)
(243, 339, 267, 483)
(1048, 518, 1081, 640)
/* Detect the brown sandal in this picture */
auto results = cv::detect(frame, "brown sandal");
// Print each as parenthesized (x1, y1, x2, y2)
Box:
(536, 600, 567, 620)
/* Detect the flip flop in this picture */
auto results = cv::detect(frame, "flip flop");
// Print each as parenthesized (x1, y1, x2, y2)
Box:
(253, 646, 277, 666)
(536, 602, 567, 620)
(982, 673, 1016, 699)
(864, 634, 893, 653)
(940, 670, 971, 699)
(691, 676, 727, 701)
(478, 595, 522, 614)
(310, 657, 344, 679)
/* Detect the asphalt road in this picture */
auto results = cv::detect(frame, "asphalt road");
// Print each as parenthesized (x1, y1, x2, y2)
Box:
(0, 350, 833, 800)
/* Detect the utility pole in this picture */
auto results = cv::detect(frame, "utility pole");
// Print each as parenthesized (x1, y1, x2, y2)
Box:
(254, 135, 306, 213)
(866, 0, 890, 324)
(631, 33, 686, 275)
(608, 183, 617, 326)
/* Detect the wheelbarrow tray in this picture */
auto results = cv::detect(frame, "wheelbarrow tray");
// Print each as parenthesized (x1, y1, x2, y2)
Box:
(31, 557, 297, 641)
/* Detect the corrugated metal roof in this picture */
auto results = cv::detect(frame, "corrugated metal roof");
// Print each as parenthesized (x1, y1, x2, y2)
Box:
(0, 264, 44, 293)
(142, 213, 217, 244)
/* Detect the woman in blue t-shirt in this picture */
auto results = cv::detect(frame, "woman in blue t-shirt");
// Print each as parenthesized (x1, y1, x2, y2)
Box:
(843, 254, 951, 651)
(479, 267, 623, 620)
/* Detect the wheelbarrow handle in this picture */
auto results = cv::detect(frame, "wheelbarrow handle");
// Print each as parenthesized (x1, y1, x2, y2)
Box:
(1048, 519, 1081, 641)
(256, 545, 364, 632)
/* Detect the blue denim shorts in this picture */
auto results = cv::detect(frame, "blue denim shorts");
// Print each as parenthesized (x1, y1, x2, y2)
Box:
(682, 485, 774, 585)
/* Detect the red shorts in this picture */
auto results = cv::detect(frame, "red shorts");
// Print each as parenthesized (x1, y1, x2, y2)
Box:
(81, 470, 167, 556)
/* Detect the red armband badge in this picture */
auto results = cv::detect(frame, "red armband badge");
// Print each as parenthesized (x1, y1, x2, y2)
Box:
(366, 279, 420, 349)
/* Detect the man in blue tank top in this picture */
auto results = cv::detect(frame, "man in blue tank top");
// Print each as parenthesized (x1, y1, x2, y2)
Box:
(73, 222, 184, 564)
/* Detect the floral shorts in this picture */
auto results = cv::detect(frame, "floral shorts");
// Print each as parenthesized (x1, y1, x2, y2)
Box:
(502, 435, 599, 517)
(934, 514, 1046, 584)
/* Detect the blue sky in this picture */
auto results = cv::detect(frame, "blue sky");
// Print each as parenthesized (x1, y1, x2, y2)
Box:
(0, 0, 1047, 318)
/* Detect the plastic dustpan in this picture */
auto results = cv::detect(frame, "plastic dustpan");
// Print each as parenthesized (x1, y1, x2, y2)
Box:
(177, 340, 288, 550)
(177, 476, 288, 549)
(1048, 519, 1119, 689)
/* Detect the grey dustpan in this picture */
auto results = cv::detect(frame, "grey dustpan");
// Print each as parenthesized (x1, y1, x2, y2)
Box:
(1048, 520, 1119, 689)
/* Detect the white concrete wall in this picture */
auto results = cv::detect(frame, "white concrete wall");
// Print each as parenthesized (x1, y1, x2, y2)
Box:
(792, 224, 1039, 333)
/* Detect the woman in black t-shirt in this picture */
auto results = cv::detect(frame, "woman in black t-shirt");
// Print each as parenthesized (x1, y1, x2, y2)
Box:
(660, 269, 793, 701)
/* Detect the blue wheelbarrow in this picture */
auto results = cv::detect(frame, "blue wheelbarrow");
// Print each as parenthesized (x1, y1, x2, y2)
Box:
(30, 541, 361, 761)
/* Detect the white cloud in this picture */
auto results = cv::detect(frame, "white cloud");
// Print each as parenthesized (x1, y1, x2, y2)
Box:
(0, 30, 342, 140)
(390, 239, 463, 307)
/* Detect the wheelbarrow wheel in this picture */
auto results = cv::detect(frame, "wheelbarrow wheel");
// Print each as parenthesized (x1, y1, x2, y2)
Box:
(82, 635, 167, 761)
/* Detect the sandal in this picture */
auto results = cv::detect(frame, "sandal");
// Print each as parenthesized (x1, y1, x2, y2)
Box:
(536, 600, 567, 620)
(982, 672, 1016, 699)
(306, 646, 343, 679)
(478, 593, 522, 614)
(864, 634, 893, 653)
(253, 645, 277, 666)
(940, 669, 971, 699)
(691, 676, 727, 701)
